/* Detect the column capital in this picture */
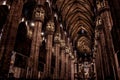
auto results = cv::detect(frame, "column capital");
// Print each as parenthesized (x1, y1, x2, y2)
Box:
(46, 21, 55, 35)
(96, 0, 109, 14)
(65, 47, 70, 54)
(54, 33, 61, 43)
(69, 55, 75, 60)
(33, 5, 45, 22)
(60, 40, 66, 49)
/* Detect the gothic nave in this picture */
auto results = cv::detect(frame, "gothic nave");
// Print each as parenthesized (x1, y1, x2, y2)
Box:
(0, 0, 120, 80)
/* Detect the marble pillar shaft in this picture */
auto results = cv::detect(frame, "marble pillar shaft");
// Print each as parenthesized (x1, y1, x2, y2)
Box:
(45, 34, 53, 76)
(54, 43, 60, 79)
(100, 29, 111, 76)
(100, 3, 118, 79)
(68, 58, 71, 79)
(71, 60, 75, 80)
(60, 48, 65, 79)
(30, 22, 42, 78)
(95, 40, 104, 80)
(65, 54, 69, 80)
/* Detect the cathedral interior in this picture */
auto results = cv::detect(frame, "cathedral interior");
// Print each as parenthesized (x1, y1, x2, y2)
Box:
(0, 0, 120, 80)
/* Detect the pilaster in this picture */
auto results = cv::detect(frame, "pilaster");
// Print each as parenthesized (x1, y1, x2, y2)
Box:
(44, 20, 55, 78)
(95, 0, 118, 79)
(53, 32, 61, 79)
(0, 0, 24, 78)
(60, 40, 66, 79)
(27, 5, 45, 79)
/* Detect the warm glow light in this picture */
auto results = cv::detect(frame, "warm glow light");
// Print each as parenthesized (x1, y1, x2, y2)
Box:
(2, 1, 6, 5)
(25, 21, 28, 26)
(21, 18, 25, 22)
(45, 39, 46, 42)
(64, 31, 67, 35)
(46, 0, 50, 6)
(68, 37, 70, 41)
(54, 13, 58, 20)
(71, 55, 74, 59)
(2, 1, 11, 9)
(69, 52, 72, 55)
(41, 32, 44, 36)
(60, 24, 63, 28)
(30, 22, 35, 27)
(43, 37, 45, 41)
(46, 0, 49, 2)
(91, 63, 94, 65)
(8, 5, 10, 9)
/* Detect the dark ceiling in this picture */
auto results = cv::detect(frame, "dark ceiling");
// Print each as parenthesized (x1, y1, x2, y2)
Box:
(54, 0, 95, 54)
(0, 0, 95, 54)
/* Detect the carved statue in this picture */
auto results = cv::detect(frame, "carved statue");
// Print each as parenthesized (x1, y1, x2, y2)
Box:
(96, 1, 101, 10)
(96, 17, 102, 26)
(34, 7, 45, 21)
(60, 40, 66, 48)
(9, 51, 16, 74)
(46, 21, 55, 32)
(54, 33, 61, 42)
(11, 51, 16, 64)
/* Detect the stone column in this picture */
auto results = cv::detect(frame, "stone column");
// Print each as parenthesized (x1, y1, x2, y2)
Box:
(94, 27, 104, 80)
(68, 56, 72, 79)
(60, 40, 66, 79)
(100, 26, 111, 77)
(31, 22, 42, 78)
(100, 2, 118, 80)
(27, 5, 45, 79)
(71, 59, 75, 80)
(53, 33, 61, 79)
(44, 20, 55, 77)
(65, 48, 69, 80)
(96, 0, 118, 79)
(74, 62, 77, 79)
(93, 59, 97, 80)
(0, 1, 24, 78)
(65, 38, 71, 80)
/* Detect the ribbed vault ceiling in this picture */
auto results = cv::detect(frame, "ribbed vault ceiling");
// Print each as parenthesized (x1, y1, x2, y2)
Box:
(3, 0, 95, 54)
(55, 0, 94, 54)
